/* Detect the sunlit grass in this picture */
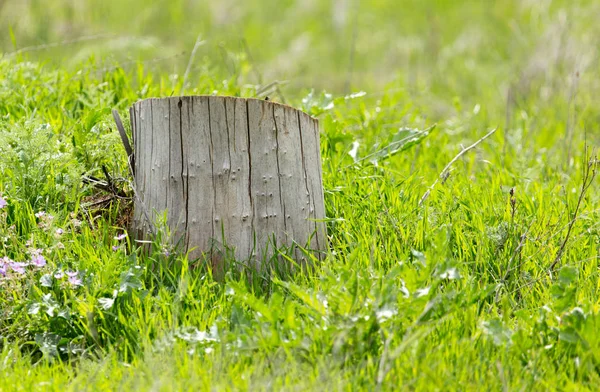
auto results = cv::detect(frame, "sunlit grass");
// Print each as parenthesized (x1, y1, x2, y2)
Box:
(1, 0, 600, 390)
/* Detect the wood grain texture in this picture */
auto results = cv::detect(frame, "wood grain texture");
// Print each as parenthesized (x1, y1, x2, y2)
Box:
(131, 96, 326, 270)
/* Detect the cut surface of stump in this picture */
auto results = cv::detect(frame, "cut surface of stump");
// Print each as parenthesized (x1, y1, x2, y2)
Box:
(130, 96, 326, 270)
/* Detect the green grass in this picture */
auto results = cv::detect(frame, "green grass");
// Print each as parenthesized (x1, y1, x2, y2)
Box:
(1, 0, 600, 390)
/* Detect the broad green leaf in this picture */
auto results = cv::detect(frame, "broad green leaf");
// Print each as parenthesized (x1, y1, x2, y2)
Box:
(481, 319, 513, 346)
(365, 125, 435, 164)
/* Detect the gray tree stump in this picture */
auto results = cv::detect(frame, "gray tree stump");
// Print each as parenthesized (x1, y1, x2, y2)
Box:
(129, 96, 326, 271)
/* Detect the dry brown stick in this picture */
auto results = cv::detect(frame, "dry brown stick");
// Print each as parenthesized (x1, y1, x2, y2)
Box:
(112, 109, 135, 177)
(419, 127, 498, 206)
(81, 175, 113, 193)
(111, 109, 156, 237)
(549, 148, 597, 273)
(81, 173, 128, 199)
(81, 194, 117, 209)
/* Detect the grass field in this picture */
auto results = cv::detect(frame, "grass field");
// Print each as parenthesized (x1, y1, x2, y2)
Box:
(1, 0, 600, 390)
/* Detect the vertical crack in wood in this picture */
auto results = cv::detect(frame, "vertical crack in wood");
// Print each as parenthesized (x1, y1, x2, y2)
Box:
(245, 99, 255, 259)
(149, 100, 154, 232)
(272, 105, 287, 234)
(224, 99, 232, 176)
(297, 110, 319, 252)
(185, 98, 193, 251)
(309, 179, 320, 252)
(297, 111, 311, 210)
(137, 103, 143, 234)
(232, 100, 237, 152)
(178, 98, 186, 248)
(136, 102, 153, 238)
(312, 119, 324, 256)
(208, 98, 216, 250)
(167, 101, 171, 213)
(223, 99, 232, 256)
(130, 105, 137, 232)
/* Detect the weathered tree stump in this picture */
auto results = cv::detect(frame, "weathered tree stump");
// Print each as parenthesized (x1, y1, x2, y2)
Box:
(129, 96, 326, 271)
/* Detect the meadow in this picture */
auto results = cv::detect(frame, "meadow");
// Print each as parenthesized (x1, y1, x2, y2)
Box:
(1, 0, 600, 390)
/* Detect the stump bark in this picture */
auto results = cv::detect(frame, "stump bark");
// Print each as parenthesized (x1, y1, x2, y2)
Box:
(129, 96, 326, 270)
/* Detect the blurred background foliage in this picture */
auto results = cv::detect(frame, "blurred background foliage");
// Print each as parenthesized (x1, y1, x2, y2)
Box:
(1, 0, 598, 105)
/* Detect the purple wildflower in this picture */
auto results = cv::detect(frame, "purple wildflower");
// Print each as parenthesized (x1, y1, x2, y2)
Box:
(54, 270, 64, 279)
(0, 257, 8, 276)
(114, 233, 127, 241)
(29, 248, 44, 256)
(35, 211, 46, 218)
(10, 261, 27, 274)
(67, 271, 82, 287)
(30, 254, 47, 268)
(0, 196, 6, 209)
(112, 245, 119, 252)
(55, 228, 64, 236)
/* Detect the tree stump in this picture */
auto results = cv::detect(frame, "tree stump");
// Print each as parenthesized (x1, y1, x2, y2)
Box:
(129, 96, 326, 271)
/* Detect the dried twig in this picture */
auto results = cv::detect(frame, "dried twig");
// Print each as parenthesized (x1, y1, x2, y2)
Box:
(81, 166, 128, 199)
(255, 80, 289, 100)
(549, 147, 597, 272)
(111, 108, 156, 236)
(419, 127, 498, 206)
(81, 175, 113, 194)
(112, 109, 135, 176)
